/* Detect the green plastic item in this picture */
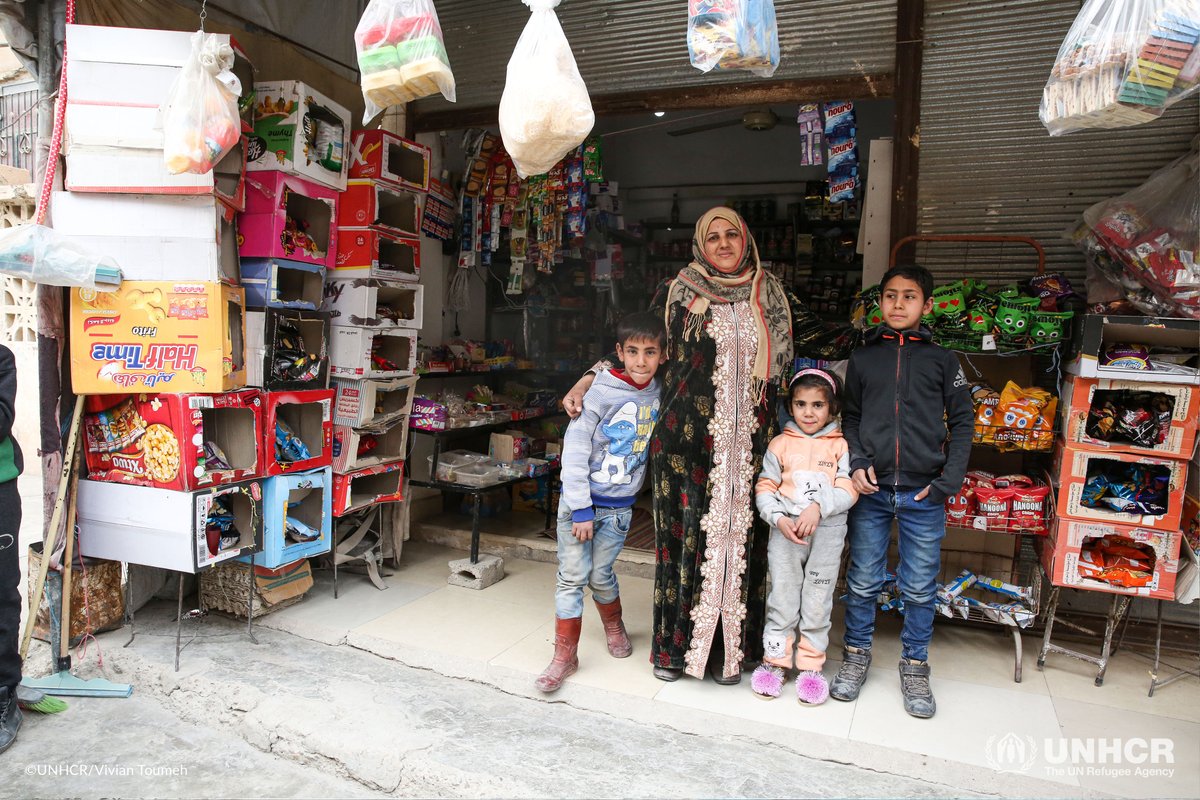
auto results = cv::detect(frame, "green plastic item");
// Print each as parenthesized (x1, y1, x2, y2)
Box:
(358, 45, 399, 73)
(996, 295, 1038, 336)
(932, 285, 966, 320)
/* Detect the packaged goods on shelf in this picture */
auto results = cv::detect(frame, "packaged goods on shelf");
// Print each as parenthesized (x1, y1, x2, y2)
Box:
(1061, 374, 1199, 459)
(332, 375, 417, 428)
(1041, 517, 1182, 600)
(1052, 443, 1188, 532)
(83, 390, 263, 492)
(244, 309, 330, 391)
(239, 170, 339, 270)
(70, 281, 246, 394)
(78, 478, 264, 572)
(262, 389, 334, 475)
(330, 325, 417, 378)
(332, 416, 409, 473)
(1065, 314, 1200, 385)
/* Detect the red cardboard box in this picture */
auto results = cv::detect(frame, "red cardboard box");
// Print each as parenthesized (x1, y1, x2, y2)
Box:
(332, 227, 419, 282)
(348, 130, 430, 193)
(332, 461, 404, 516)
(1041, 517, 1182, 600)
(239, 170, 339, 269)
(1060, 374, 1199, 460)
(83, 390, 263, 491)
(263, 389, 333, 475)
(1053, 443, 1188, 532)
(337, 180, 421, 238)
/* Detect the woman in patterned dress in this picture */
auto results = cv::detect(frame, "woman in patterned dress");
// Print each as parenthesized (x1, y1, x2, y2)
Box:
(564, 206, 850, 683)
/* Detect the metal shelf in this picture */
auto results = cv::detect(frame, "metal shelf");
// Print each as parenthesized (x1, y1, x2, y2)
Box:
(409, 410, 566, 439)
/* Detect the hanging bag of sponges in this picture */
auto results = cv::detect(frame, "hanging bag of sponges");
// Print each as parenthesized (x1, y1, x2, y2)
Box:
(355, 0, 457, 122)
(1040, 0, 1200, 135)
(498, 0, 595, 179)
(687, 0, 780, 78)
(161, 31, 242, 175)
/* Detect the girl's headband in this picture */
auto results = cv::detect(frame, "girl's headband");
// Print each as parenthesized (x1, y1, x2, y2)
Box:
(789, 368, 838, 394)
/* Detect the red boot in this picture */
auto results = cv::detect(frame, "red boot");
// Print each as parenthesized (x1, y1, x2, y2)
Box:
(595, 597, 632, 658)
(535, 617, 582, 693)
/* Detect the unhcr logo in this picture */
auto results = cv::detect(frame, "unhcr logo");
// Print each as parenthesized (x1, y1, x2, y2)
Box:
(985, 733, 1038, 772)
(985, 734, 1175, 778)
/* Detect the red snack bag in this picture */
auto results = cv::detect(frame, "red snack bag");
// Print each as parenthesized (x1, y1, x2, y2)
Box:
(945, 485, 977, 527)
(1010, 485, 1050, 533)
(994, 473, 1034, 489)
(974, 486, 1014, 532)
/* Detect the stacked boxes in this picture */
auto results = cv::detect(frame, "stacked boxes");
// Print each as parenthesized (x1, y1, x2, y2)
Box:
(324, 131, 429, 517)
(1043, 314, 1199, 599)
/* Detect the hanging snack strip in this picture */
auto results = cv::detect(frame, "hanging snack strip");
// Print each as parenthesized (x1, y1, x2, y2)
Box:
(823, 100, 858, 203)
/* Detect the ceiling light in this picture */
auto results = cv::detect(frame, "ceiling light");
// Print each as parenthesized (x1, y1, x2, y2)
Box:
(653, 111, 666, 118)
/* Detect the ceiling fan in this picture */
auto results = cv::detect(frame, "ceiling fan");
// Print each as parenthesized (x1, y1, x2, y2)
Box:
(666, 108, 795, 137)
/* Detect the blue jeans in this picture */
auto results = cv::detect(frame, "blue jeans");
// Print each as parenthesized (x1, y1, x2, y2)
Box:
(555, 506, 632, 619)
(843, 487, 946, 662)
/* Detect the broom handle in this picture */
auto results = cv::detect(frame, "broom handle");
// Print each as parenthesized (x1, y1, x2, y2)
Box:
(58, 453, 79, 667)
(19, 395, 84, 661)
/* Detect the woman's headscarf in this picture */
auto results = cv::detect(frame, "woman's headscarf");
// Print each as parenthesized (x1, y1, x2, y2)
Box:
(665, 206, 793, 397)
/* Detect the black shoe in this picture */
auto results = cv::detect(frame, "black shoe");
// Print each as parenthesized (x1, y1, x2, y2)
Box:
(708, 661, 742, 685)
(0, 686, 23, 754)
(899, 659, 936, 718)
(652, 666, 682, 682)
(829, 646, 872, 702)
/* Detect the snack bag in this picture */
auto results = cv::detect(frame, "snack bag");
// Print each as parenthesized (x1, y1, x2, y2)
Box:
(161, 31, 242, 175)
(932, 284, 967, 321)
(1041, 0, 1200, 135)
(687, 0, 780, 78)
(996, 295, 1038, 337)
(1010, 484, 1051, 533)
(499, 0, 595, 178)
(354, 0, 456, 123)
(975, 486, 1014, 531)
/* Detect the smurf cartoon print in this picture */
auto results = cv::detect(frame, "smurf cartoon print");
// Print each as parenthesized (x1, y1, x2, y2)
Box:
(591, 400, 659, 485)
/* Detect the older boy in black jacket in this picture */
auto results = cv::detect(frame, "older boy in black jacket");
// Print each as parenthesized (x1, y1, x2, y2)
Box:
(0, 343, 23, 752)
(831, 265, 973, 718)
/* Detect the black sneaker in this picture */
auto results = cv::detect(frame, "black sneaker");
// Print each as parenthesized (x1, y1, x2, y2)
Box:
(899, 658, 936, 718)
(0, 686, 23, 754)
(829, 646, 871, 701)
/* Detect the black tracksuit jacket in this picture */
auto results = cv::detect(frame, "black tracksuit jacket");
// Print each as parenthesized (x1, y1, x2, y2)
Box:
(842, 325, 973, 505)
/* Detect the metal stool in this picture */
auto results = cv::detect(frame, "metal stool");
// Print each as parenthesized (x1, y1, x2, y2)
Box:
(1037, 586, 1131, 686)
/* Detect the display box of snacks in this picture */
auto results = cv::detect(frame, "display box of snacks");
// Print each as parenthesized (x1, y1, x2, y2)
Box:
(1052, 443, 1188, 532)
(1041, 518, 1182, 601)
(263, 389, 334, 476)
(1060, 374, 1199, 460)
(236, 467, 332, 569)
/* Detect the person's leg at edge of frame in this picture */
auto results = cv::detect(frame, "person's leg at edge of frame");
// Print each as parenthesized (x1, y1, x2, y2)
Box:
(830, 488, 893, 702)
(536, 508, 588, 693)
(589, 507, 632, 658)
(0, 479, 24, 753)
(894, 488, 946, 718)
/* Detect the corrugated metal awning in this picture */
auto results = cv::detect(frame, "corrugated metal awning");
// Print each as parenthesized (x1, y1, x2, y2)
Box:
(412, 0, 897, 122)
(915, 0, 1199, 286)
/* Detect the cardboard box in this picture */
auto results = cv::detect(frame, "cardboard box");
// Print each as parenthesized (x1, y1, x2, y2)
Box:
(246, 81, 350, 190)
(489, 431, 531, 464)
(240, 170, 339, 269)
(332, 376, 417, 428)
(332, 416, 409, 473)
(512, 477, 559, 515)
(338, 181, 421, 238)
(1053, 443, 1188, 532)
(322, 279, 423, 329)
(70, 281, 246, 394)
(263, 389, 334, 475)
(77, 478, 264, 573)
(237, 468, 332, 568)
(1061, 374, 1199, 460)
(65, 23, 254, 129)
(1067, 314, 1200, 386)
(1041, 517, 1181, 600)
(332, 227, 420, 282)
(332, 462, 404, 517)
(52, 191, 240, 283)
(244, 309, 330, 391)
(83, 390, 263, 492)
(330, 325, 417, 379)
(240, 258, 326, 310)
(348, 130, 430, 192)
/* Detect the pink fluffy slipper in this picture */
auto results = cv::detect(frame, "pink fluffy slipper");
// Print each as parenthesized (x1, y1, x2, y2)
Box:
(796, 670, 830, 705)
(750, 664, 785, 699)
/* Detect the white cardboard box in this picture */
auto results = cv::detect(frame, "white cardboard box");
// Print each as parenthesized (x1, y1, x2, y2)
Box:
(329, 325, 416, 379)
(331, 417, 409, 473)
(77, 478, 263, 573)
(322, 279, 423, 329)
(332, 376, 418, 428)
(246, 81, 351, 191)
(64, 137, 246, 206)
(52, 191, 240, 283)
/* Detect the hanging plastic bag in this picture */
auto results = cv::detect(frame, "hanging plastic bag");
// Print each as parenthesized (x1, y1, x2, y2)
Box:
(1040, 0, 1200, 135)
(0, 224, 121, 290)
(498, 0, 594, 179)
(687, 0, 780, 78)
(161, 31, 242, 175)
(1070, 152, 1200, 319)
(355, 0, 456, 123)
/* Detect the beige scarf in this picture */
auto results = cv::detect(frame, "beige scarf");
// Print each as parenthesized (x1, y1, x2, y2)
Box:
(664, 207, 792, 396)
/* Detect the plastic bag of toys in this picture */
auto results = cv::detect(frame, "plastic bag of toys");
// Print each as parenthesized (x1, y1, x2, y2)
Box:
(162, 32, 242, 175)
(355, 0, 456, 123)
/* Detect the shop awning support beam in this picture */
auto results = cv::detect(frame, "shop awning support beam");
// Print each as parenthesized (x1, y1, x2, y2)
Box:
(410, 73, 894, 133)
(890, 0, 923, 255)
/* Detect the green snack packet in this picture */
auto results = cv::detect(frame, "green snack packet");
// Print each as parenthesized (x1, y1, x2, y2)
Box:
(1028, 310, 1074, 344)
(996, 283, 1022, 298)
(996, 295, 1038, 336)
(358, 45, 400, 74)
(932, 284, 966, 319)
(583, 137, 604, 182)
(866, 304, 884, 327)
(957, 278, 988, 301)
(968, 307, 994, 332)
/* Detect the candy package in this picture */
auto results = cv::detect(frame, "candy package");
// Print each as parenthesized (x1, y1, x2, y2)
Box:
(1078, 536, 1157, 587)
(161, 31, 242, 175)
(355, 0, 456, 122)
(687, 0, 780, 78)
(1080, 461, 1172, 515)
(499, 0, 595, 178)
(1041, 0, 1200, 135)
(1085, 389, 1173, 448)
